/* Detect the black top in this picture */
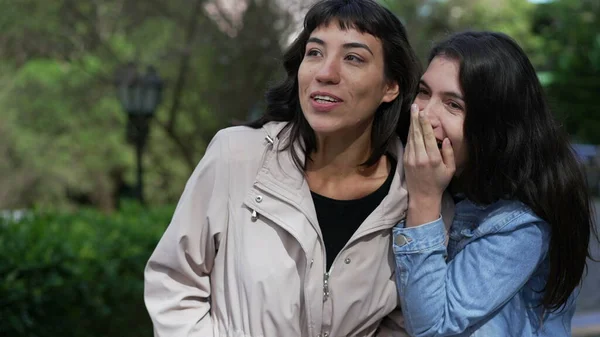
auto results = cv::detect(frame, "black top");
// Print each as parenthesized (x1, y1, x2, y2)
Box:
(311, 155, 397, 270)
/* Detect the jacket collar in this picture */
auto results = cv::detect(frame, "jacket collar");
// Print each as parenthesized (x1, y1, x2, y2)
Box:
(256, 122, 409, 231)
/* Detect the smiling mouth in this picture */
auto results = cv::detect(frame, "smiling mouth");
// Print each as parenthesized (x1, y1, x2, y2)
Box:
(311, 94, 342, 104)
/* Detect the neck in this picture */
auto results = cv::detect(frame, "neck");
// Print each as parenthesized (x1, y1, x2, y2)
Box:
(307, 121, 374, 179)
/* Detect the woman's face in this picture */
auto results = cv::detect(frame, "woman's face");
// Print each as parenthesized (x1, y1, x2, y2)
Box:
(297, 22, 399, 137)
(415, 55, 468, 173)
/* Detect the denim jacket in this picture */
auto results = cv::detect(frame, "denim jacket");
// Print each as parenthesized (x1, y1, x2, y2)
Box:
(392, 199, 576, 337)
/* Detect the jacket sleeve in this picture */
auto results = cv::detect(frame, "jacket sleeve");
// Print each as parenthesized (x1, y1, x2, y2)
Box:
(392, 216, 549, 337)
(144, 130, 230, 337)
(375, 184, 453, 337)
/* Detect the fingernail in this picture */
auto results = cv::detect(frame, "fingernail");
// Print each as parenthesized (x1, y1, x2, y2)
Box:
(412, 103, 418, 111)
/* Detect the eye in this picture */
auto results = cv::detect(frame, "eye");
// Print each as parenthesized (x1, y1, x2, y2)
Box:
(417, 87, 430, 97)
(446, 101, 465, 113)
(306, 49, 322, 57)
(345, 54, 364, 63)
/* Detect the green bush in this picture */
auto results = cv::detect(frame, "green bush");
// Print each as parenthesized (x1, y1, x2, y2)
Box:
(0, 202, 174, 337)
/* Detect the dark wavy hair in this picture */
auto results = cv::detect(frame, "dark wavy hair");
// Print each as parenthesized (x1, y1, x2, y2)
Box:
(247, 0, 421, 168)
(431, 31, 595, 311)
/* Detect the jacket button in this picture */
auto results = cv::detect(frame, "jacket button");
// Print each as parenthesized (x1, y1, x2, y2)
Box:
(255, 195, 263, 203)
(395, 234, 410, 246)
(344, 257, 351, 264)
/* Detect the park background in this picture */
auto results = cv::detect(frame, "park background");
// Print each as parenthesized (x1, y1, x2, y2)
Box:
(1, 0, 599, 336)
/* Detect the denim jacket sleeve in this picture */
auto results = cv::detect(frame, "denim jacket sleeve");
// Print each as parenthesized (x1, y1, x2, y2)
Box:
(392, 214, 549, 337)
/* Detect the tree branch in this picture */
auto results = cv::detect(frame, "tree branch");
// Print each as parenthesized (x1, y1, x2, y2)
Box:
(166, 0, 203, 133)
(155, 119, 197, 171)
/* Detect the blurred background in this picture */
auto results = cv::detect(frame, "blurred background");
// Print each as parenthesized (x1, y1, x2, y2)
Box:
(0, 0, 598, 336)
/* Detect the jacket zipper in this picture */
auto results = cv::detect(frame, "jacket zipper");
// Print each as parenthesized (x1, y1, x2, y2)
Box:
(322, 220, 398, 302)
(323, 270, 330, 302)
(248, 182, 332, 304)
(256, 131, 402, 315)
(245, 191, 319, 336)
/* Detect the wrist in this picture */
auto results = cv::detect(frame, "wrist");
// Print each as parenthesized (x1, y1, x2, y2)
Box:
(407, 196, 442, 228)
(408, 195, 442, 212)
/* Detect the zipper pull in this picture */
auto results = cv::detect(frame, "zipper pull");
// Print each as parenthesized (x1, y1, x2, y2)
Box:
(323, 272, 330, 302)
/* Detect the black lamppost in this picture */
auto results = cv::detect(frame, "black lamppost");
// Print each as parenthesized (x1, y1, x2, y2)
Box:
(115, 63, 163, 205)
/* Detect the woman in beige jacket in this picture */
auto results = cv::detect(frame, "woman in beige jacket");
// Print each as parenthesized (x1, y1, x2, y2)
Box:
(144, 0, 450, 336)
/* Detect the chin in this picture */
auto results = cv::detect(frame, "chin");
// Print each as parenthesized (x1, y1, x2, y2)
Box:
(303, 112, 341, 134)
(309, 124, 343, 136)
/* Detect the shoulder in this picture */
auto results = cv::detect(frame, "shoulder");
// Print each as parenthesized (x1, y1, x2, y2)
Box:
(455, 199, 549, 236)
(211, 125, 267, 154)
(206, 121, 287, 163)
(450, 199, 551, 263)
(201, 122, 287, 171)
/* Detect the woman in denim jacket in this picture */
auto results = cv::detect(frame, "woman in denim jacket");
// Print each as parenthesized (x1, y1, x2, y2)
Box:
(393, 31, 596, 336)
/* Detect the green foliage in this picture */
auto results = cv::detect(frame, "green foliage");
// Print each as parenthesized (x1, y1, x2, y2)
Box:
(0, 203, 173, 337)
(1, 57, 129, 209)
(384, 0, 542, 64)
(0, 0, 290, 210)
(0, 0, 599, 211)
(533, 0, 600, 143)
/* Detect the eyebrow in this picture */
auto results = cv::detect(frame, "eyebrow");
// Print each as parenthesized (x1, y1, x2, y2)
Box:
(419, 79, 464, 101)
(307, 37, 374, 56)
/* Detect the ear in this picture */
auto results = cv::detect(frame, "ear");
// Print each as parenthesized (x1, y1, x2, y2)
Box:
(381, 80, 400, 103)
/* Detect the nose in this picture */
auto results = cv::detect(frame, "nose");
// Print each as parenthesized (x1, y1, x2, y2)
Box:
(315, 57, 341, 85)
(416, 99, 442, 128)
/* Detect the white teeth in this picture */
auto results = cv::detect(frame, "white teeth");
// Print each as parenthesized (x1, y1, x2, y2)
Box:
(314, 95, 338, 102)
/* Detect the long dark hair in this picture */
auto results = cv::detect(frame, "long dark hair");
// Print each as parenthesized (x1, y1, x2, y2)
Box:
(431, 31, 595, 311)
(247, 0, 421, 168)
